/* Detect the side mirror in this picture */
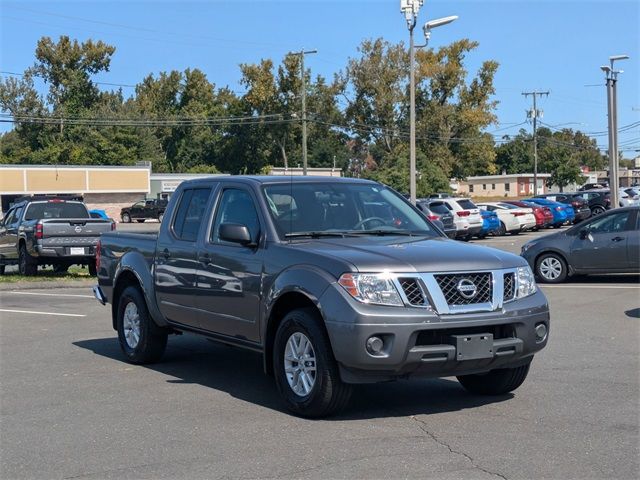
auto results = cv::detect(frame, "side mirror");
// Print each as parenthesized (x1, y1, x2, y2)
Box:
(219, 223, 255, 246)
(579, 229, 589, 240)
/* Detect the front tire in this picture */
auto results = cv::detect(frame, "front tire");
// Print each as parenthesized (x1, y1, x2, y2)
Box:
(122, 213, 131, 223)
(536, 252, 568, 283)
(497, 222, 507, 236)
(273, 308, 352, 418)
(457, 364, 531, 395)
(18, 245, 37, 276)
(117, 286, 167, 364)
(591, 206, 605, 216)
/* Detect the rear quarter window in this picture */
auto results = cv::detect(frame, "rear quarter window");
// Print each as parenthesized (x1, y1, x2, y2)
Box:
(24, 202, 89, 220)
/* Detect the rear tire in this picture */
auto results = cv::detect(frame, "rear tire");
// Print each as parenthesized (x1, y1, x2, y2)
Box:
(273, 308, 352, 418)
(122, 213, 131, 223)
(457, 363, 530, 395)
(18, 245, 37, 276)
(53, 264, 69, 274)
(117, 286, 167, 364)
(497, 222, 507, 236)
(591, 205, 605, 216)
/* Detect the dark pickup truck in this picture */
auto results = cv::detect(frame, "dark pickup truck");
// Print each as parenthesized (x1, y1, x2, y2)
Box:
(0, 197, 114, 275)
(120, 198, 167, 223)
(94, 176, 550, 417)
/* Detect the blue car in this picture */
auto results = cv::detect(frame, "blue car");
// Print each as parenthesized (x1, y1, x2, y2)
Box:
(524, 198, 571, 228)
(89, 209, 109, 219)
(478, 208, 500, 238)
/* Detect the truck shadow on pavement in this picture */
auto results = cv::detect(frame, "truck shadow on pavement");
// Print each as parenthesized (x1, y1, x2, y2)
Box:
(74, 335, 512, 420)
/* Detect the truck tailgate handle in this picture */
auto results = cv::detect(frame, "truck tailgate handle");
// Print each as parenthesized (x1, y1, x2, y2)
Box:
(162, 249, 171, 259)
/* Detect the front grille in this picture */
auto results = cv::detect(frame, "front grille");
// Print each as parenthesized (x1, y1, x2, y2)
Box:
(434, 272, 492, 305)
(399, 278, 427, 306)
(503, 272, 515, 302)
(415, 324, 516, 346)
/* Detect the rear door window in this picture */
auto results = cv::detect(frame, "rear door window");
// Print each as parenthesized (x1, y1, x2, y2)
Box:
(172, 188, 212, 241)
(428, 202, 450, 215)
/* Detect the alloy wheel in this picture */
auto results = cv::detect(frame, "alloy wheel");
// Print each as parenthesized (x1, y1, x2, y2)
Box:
(284, 332, 317, 397)
(122, 302, 141, 348)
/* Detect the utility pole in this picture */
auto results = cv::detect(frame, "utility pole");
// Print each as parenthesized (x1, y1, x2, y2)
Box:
(289, 49, 317, 175)
(522, 90, 549, 195)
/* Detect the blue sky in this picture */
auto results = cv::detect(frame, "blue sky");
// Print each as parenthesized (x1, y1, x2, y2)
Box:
(1, 0, 639, 155)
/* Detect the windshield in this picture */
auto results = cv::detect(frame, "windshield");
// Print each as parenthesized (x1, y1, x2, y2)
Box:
(263, 182, 439, 238)
(24, 202, 89, 220)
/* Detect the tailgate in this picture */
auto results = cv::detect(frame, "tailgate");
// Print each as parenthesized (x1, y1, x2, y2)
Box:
(41, 219, 112, 247)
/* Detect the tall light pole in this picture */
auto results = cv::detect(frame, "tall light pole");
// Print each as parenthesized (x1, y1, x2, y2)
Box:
(522, 90, 549, 195)
(289, 49, 317, 175)
(602, 54, 629, 209)
(401, 1, 457, 204)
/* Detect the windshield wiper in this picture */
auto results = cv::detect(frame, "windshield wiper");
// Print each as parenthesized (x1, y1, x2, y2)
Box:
(346, 229, 416, 236)
(285, 231, 356, 239)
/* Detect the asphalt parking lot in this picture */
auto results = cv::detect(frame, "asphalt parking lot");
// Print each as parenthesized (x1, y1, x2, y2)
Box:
(1, 229, 638, 479)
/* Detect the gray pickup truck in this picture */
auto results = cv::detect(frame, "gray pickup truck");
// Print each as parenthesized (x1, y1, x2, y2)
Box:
(94, 176, 550, 417)
(0, 196, 114, 276)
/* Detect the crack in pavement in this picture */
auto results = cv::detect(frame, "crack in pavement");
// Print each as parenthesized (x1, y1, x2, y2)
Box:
(410, 415, 508, 480)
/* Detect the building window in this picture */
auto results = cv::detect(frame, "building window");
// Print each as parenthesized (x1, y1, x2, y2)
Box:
(482, 184, 486, 190)
(492, 183, 496, 190)
(505, 183, 510, 191)
(469, 184, 474, 193)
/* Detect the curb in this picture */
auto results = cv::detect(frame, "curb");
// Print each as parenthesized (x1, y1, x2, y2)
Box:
(0, 280, 95, 291)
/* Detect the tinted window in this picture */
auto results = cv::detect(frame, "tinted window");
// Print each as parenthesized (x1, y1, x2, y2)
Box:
(211, 189, 260, 243)
(587, 211, 632, 234)
(3, 209, 16, 225)
(24, 202, 88, 220)
(456, 199, 476, 210)
(428, 202, 450, 215)
(172, 188, 211, 241)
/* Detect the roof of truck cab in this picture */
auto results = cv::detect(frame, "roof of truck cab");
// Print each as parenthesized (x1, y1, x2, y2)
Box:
(179, 175, 379, 186)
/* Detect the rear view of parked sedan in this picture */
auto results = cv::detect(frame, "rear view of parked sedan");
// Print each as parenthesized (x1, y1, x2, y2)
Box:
(504, 201, 553, 229)
(534, 193, 591, 223)
(521, 206, 640, 283)
(524, 198, 571, 228)
(477, 202, 537, 235)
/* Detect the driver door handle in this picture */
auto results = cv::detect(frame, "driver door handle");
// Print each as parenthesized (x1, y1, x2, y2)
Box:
(611, 236, 624, 242)
(198, 253, 211, 265)
(162, 248, 171, 259)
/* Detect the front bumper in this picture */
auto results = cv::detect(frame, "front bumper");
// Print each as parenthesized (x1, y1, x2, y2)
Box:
(320, 285, 549, 383)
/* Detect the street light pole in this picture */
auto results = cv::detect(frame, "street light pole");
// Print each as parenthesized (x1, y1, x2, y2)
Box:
(289, 49, 317, 175)
(602, 54, 629, 209)
(401, 2, 457, 204)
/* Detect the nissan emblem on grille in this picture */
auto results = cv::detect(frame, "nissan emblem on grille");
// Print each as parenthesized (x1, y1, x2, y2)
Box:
(74, 226, 82, 233)
(456, 279, 477, 299)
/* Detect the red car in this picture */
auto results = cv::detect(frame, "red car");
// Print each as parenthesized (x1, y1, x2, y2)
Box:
(503, 201, 553, 229)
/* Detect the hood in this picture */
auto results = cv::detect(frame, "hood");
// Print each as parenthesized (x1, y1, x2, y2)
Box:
(288, 236, 527, 273)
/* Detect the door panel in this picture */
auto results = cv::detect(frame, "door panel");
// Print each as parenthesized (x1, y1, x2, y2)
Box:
(155, 187, 213, 328)
(196, 187, 263, 342)
(570, 211, 633, 271)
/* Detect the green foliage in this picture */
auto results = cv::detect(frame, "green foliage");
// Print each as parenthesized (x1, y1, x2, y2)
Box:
(0, 34, 605, 194)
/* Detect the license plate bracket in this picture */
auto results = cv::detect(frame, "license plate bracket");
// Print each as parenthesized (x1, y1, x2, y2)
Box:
(451, 333, 494, 361)
(69, 247, 86, 255)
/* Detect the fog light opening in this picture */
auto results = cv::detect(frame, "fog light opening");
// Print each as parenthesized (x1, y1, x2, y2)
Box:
(366, 336, 384, 355)
(535, 323, 548, 342)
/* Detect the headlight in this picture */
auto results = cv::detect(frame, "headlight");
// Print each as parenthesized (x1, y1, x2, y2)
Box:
(521, 242, 535, 254)
(516, 265, 537, 298)
(338, 273, 403, 306)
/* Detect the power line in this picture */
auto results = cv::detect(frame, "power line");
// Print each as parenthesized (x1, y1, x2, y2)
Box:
(0, 70, 137, 89)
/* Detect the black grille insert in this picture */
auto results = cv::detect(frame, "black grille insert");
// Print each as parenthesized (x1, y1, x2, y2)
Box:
(415, 324, 516, 346)
(434, 272, 493, 305)
(503, 272, 515, 301)
(399, 278, 427, 306)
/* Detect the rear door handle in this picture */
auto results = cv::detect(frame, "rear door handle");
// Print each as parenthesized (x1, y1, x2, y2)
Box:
(611, 236, 624, 242)
(162, 248, 171, 259)
(198, 253, 210, 265)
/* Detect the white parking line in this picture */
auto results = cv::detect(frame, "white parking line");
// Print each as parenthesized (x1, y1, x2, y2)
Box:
(8, 291, 94, 299)
(540, 285, 639, 289)
(0, 309, 86, 317)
